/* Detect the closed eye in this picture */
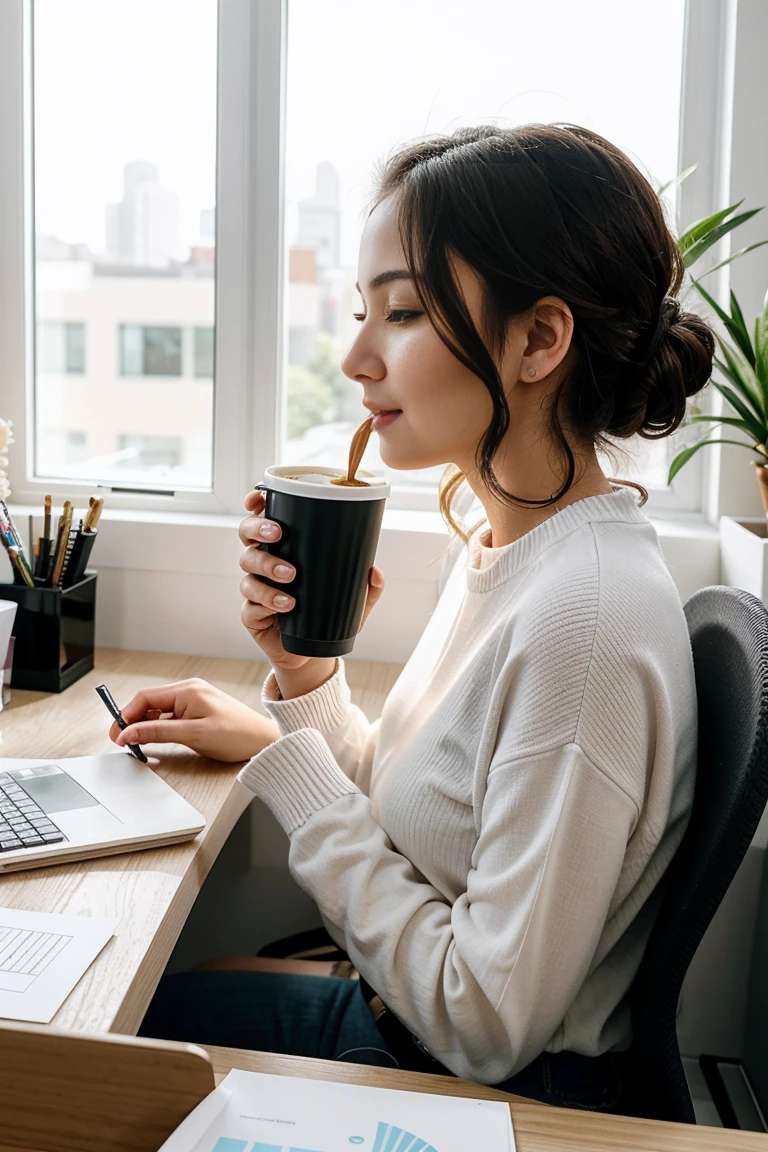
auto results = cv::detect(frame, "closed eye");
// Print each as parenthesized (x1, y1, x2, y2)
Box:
(352, 310, 422, 324)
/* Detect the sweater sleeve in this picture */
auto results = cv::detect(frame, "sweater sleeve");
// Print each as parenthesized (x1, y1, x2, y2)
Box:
(259, 657, 379, 792)
(237, 728, 637, 1084)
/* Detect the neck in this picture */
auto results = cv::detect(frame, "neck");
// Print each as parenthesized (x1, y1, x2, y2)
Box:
(464, 448, 614, 549)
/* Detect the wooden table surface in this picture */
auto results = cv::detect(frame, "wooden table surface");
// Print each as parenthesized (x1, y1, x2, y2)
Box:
(205, 1046, 768, 1151)
(1, 648, 764, 1149)
(0, 648, 402, 1035)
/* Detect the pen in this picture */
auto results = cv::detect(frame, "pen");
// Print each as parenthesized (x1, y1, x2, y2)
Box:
(94, 684, 148, 763)
(34, 494, 52, 581)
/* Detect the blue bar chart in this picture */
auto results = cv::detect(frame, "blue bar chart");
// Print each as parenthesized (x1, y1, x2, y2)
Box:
(208, 1123, 439, 1151)
(170, 1069, 511, 1152)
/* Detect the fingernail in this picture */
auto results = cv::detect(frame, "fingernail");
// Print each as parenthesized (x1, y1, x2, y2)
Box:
(274, 564, 294, 579)
(274, 594, 292, 607)
(261, 523, 280, 539)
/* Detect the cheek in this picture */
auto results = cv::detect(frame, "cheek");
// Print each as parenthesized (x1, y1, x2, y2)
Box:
(391, 327, 475, 405)
(398, 333, 491, 427)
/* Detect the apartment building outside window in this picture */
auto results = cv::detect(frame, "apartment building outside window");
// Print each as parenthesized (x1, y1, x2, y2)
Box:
(38, 320, 85, 374)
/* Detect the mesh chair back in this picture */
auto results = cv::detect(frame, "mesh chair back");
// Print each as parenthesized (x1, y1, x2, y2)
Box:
(629, 585, 768, 1122)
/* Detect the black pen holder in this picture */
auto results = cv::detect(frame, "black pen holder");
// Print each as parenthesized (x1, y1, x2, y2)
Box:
(0, 571, 97, 692)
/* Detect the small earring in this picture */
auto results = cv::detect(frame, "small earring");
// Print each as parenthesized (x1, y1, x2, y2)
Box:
(527, 367, 538, 377)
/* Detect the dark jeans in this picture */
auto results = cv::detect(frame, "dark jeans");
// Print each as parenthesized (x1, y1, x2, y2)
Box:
(138, 970, 624, 1111)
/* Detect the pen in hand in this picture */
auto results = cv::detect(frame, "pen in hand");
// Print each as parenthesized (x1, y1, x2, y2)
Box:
(95, 683, 149, 763)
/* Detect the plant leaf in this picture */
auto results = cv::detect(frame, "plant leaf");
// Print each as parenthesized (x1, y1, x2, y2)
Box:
(668, 436, 762, 485)
(686, 414, 754, 433)
(695, 240, 768, 280)
(679, 200, 745, 256)
(729, 290, 756, 366)
(719, 337, 767, 419)
(657, 163, 698, 198)
(755, 287, 768, 396)
(714, 354, 749, 393)
(683, 209, 765, 269)
(711, 377, 766, 439)
(691, 278, 754, 355)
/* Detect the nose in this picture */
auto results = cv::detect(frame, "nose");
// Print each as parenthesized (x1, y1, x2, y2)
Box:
(341, 332, 385, 386)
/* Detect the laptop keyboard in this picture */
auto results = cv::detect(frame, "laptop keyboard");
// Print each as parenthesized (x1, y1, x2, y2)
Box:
(0, 774, 66, 852)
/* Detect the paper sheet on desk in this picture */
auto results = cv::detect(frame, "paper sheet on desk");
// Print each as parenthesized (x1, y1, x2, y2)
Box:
(0, 905, 117, 1023)
(159, 1068, 516, 1152)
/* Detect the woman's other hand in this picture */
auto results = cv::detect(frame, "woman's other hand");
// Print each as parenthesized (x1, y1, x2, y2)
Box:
(109, 679, 279, 762)
(238, 487, 385, 698)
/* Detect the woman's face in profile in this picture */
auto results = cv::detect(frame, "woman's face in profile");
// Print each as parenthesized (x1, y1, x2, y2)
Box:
(342, 195, 499, 476)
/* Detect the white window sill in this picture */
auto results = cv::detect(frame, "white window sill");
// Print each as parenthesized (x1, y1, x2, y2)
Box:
(4, 502, 720, 578)
(1, 503, 722, 664)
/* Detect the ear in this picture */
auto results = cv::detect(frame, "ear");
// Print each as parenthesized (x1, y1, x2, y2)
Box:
(519, 297, 574, 381)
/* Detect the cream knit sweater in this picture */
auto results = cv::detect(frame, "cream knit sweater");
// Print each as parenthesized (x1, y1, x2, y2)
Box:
(238, 483, 698, 1084)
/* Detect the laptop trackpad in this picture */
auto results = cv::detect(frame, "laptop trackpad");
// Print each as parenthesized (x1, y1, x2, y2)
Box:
(10, 764, 99, 813)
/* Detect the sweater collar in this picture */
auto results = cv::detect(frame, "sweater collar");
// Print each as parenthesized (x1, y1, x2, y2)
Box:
(465, 484, 648, 593)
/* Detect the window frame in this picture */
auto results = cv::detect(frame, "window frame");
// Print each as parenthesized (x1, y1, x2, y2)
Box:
(0, 0, 283, 514)
(0, 0, 740, 519)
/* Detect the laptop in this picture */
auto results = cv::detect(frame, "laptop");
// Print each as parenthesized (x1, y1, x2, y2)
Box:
(0, 754, 206, 873)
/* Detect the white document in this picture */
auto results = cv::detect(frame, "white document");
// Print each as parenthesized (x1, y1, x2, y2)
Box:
(159, 1068, 516, 1152)
(0, 905, 117, 1023)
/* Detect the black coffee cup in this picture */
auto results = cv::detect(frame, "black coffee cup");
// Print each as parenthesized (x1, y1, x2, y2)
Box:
(253, 465, 391, 658)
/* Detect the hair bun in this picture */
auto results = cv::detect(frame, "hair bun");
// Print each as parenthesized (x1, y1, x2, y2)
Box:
(638, 305, 715, 437)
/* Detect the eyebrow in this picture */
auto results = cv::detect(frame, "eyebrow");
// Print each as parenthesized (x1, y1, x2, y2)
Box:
(354, 269, 413, 293)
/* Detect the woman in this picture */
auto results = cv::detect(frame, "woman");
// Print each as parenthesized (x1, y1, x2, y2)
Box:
(115, 124, 714, 1111)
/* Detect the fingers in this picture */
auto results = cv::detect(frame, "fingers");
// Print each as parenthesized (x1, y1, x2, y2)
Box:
(238, 511, 282, 548)
(116, 684, 187, 726)
(239, 597, 290, 639)
(116, 718, 195, 747)
(239, 544, 295, 584)
(243, 489, 266, 513)
(239, 572, 295, 612)
(360, 566, 386, 631)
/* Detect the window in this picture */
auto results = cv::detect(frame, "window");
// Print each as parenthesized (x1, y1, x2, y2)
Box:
(194, 326, 214, 378)
(284, 0, 690, 507)
(38, 321, 85, 374)
(30, 0, 218, 491)
(0, 1, 741, 520)
(117, 434, 183, 471)
(120, 325, 183, 377)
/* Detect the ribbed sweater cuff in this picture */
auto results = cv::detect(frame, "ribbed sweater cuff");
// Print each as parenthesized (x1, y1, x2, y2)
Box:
(237, 727, 358, 835)
(261, 658, 351, 736)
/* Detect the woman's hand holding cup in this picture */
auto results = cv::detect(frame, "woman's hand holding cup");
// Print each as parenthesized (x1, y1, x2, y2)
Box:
(238, 488, 386, 698)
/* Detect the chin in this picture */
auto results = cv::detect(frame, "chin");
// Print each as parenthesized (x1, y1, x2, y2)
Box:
(378, 445, 441, 472)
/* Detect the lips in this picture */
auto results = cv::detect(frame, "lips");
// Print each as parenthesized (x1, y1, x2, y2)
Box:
(363, 401, 402, 415)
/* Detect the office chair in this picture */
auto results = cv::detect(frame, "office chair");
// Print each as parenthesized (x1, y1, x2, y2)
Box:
(624, 585, 768, 1124)
(194, 584, 768, 1126)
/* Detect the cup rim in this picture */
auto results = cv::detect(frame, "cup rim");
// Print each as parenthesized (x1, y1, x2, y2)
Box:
(260, 465, 391, 501)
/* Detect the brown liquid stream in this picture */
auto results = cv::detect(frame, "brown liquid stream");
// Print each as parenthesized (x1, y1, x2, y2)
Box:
(331, 415, 375, 487)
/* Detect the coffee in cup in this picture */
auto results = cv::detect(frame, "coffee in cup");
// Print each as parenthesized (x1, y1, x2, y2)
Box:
(253, 463, 391, 657)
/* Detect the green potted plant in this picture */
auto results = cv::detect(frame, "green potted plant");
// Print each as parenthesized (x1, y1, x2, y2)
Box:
(663, 188, 768, 602)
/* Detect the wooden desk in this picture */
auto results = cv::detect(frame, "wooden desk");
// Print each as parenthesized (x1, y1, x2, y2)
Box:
(204, 1047, 768, 1151)
(0, 647, 402, 1036)
(2, 649, 762, 1149)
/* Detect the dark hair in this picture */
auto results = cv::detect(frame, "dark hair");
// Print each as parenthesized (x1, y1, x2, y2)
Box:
(368, 123, 715, 540)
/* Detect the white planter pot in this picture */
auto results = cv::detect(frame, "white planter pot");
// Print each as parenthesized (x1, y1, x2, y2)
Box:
(720, 515, 768, 605)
